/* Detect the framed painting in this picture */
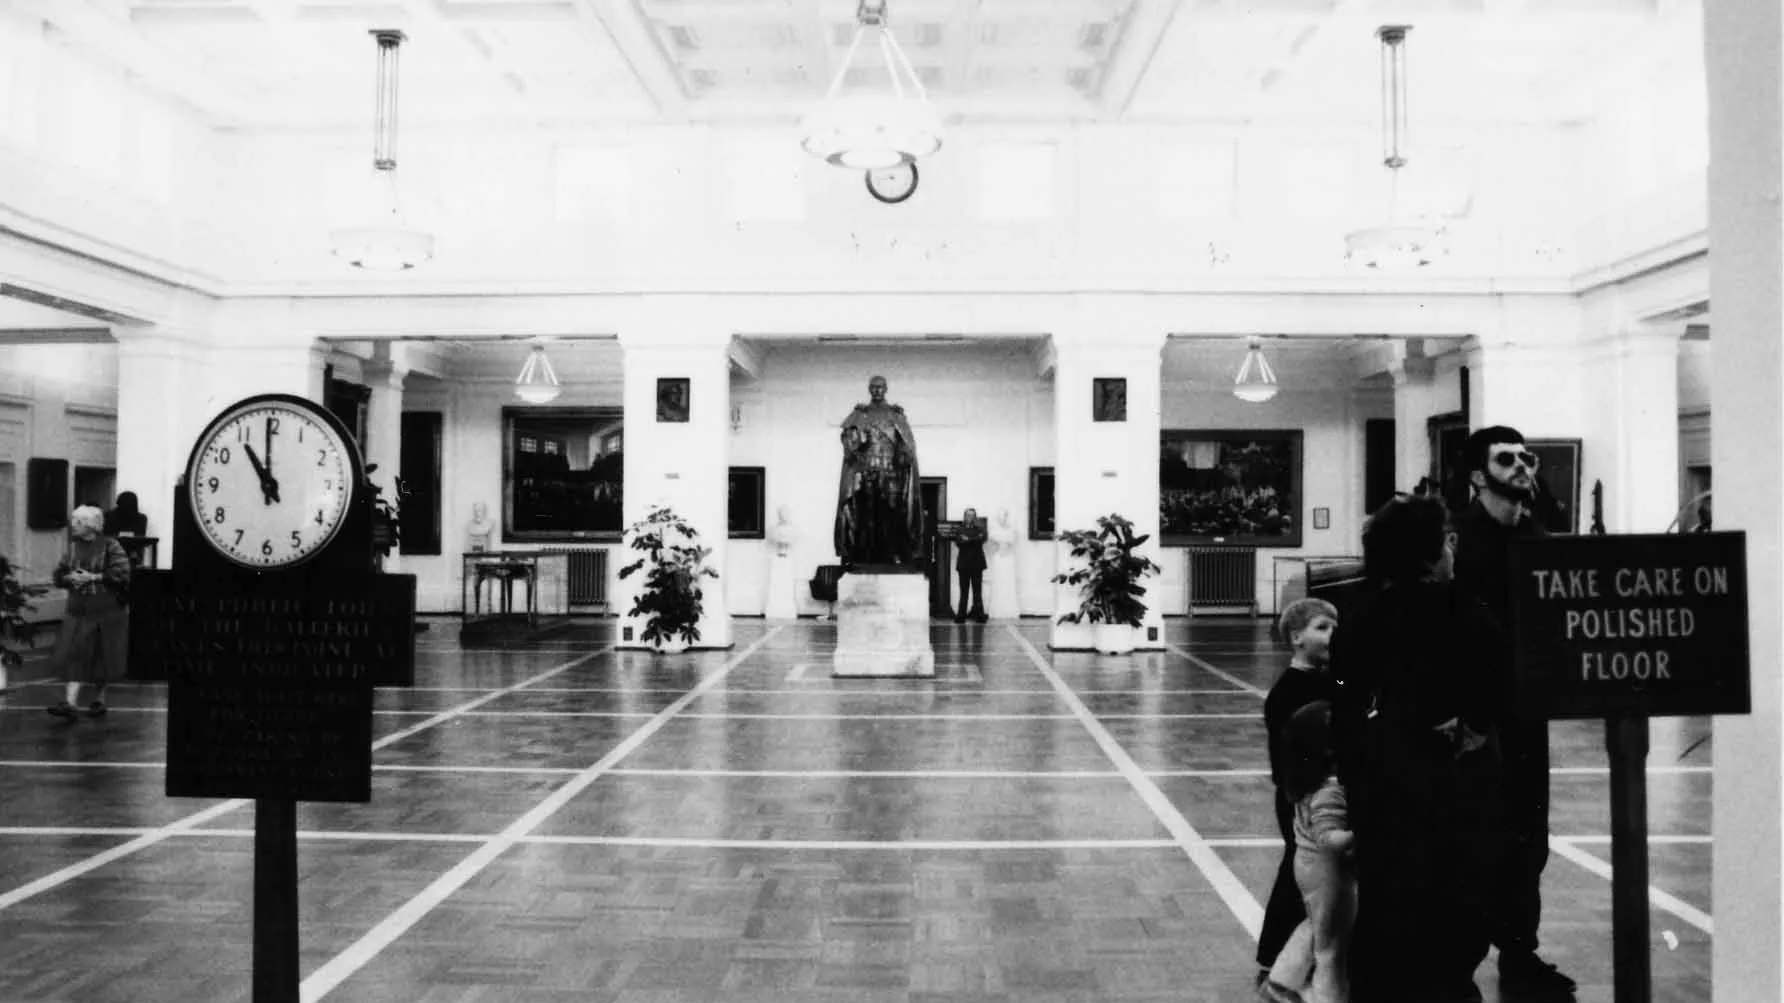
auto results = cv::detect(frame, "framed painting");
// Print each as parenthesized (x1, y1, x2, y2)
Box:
(1159, 429, 1303, 547)
(656, 377, 690, 423)
(502, 407, 624, 543)
(1427, 411, 1470, 515)
(1028, 466, 1055, 540)
(1527, 438, 1582, 535)
(728, 466, 766, 539)
(1092, 378, 1127, 422)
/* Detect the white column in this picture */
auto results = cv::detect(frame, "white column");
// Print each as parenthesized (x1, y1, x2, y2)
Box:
(1705, 3, 1784, 999)
(207, 335, 326, 403)
(362, 348, 408, 572)
(113, 326, 214, 561)
(618, 324, 733, 650)
(1583, 330, 1681, 533)
(1389, 351, 1437, 496)
(1050, 325, 1166, 650)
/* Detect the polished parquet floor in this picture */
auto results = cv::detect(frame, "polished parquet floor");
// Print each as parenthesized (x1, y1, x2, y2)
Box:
(0, 619, 1713, 1002)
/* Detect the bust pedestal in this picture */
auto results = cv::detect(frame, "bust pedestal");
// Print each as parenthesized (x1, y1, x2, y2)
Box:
(832, 572, 935, 678)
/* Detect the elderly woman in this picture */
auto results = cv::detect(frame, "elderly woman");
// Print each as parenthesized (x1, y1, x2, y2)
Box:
(46, 505, 131, 720)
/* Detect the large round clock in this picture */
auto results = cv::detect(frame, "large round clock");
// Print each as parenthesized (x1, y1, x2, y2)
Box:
(865, 162, 919, 204)
(185, 394, 362, 570)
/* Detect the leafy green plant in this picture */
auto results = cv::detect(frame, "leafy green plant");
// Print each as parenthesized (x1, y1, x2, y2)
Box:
(1, 555, 48, 684)
(1051, 513, 1163, 627)
(618, 505, 719, 647)
(365, 465, 405, 562)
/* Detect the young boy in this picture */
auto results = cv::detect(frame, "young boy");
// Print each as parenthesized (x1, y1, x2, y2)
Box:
(1256, 596, 1340, 999)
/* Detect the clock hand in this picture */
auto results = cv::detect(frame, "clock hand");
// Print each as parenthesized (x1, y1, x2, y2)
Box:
(265, 416, 275, 482)
(242, 443, 281, 505)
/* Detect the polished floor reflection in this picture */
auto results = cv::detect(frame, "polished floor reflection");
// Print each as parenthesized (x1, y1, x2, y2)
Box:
(0, 619, 1713, 1002)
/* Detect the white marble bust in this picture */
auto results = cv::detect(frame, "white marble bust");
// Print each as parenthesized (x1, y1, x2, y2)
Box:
(467, 502, 494, 552)
(768, 505, 797, 557)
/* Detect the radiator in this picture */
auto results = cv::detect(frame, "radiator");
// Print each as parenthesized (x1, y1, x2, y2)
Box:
(537, 547, 609, 607)
(1186, 546, 1259, 617)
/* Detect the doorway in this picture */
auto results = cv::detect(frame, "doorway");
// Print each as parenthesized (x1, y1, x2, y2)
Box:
(920, 477, 950, 618)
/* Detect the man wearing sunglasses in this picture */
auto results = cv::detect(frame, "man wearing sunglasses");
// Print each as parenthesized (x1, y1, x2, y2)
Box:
(1451, 425, 1577, 1000)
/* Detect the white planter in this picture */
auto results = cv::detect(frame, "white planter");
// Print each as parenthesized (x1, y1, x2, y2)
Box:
(652, 635, 692, 654)
(1092, 623, 1138, 655)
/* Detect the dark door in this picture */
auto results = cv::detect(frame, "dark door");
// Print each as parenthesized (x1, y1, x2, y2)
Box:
(1364, 418, 1396, 516)
(920, 477, 950, 617)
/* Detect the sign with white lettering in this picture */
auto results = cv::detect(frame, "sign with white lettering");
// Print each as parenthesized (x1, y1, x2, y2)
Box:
(1509, 532, 1749, 719)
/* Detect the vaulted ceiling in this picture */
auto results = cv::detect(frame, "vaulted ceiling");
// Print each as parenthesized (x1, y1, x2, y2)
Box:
(23, 0, 1698, 133)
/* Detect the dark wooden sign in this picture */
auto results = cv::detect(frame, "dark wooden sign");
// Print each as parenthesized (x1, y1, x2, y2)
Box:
(128, 571, 414, 802)
(1509, 531, 1750, 719)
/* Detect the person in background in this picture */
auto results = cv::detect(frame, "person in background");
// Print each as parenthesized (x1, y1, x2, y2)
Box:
(47, 505, 131, 721)
(953, 507, 988, 623)
(1332, 493, 1504, 1003)
(103, 491, 148, 538)
(1263, 700, 1357, 1003)
(1449, 426, 1576, 999)
(1256, 596, 1341, 993)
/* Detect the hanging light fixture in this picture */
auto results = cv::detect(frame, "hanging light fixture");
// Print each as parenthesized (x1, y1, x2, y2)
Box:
(1344, 26, 1444, 271)
(514, 343, 561, 404)
(329, 30, 435, 271)
(799, 0, 942, 170)
(1233, 338, 1279, 403)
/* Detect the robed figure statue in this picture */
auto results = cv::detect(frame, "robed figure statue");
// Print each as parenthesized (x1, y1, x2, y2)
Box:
(834, 375, 924, 569)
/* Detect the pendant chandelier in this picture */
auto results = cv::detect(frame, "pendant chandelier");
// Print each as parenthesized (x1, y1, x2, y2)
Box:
(1343, 26, 1444, 271)
(1233, 338, 1279, 403)
(514, 343, 562, 404)
(329, 30, 435, 271)
(799, 0, 942, 170)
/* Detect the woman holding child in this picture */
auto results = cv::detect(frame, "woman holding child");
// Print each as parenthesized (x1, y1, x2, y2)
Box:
(1329, 494, 1507, 1003)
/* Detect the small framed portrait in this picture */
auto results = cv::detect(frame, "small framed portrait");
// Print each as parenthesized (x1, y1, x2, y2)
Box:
(1093, 377, 1127, 423)
(1312, 507, 1330, 530)
(656, 378, 690, 423)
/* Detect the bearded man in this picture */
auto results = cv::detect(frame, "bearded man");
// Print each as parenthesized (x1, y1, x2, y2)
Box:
(1450, 425, 1577, 1000)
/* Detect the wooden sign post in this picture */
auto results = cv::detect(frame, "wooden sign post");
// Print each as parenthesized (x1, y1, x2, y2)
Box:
(128, 394, 415, 1003)
(1510, 532, 1749, 1003)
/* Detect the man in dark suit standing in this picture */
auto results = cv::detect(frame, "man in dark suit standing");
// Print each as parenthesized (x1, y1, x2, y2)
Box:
(954, 508, 988, 623)
(1451, 425, 1576, 1000)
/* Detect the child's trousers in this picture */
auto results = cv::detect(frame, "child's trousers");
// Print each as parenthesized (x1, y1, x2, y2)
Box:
(1268, 846, 1356, 1003)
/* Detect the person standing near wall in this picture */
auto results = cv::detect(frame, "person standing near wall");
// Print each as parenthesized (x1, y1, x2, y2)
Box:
(1450, 425, 1577, 999)
(954, 508, 988, 623)
(46, 505, 130, 721)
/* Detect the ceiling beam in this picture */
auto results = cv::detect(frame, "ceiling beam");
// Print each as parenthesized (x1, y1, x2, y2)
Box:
(0, 326, 113, 345)
(789, 0, 833, 93)
(408, 0, 531, 101)
(569, 0, 690, 118)
(1093, 0, 1182, 122)
(17, 0, 264, 128)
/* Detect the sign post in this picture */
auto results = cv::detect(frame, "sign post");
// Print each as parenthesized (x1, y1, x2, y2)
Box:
(128, 394, 415, 1003)
(1510, 531, 1749, 1003)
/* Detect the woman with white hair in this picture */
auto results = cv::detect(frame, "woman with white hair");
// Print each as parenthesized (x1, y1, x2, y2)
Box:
(46, 505, 131, 720)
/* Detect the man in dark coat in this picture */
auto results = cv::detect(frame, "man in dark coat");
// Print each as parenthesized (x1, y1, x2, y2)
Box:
(953, 508, 987, 623)
(1450, 425, 1577, 999)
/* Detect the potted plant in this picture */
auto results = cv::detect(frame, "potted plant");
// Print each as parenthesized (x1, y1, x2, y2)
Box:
(366, 465, 404, 570)
(618, 505, 719, 652)
(1, 555, 47, 692)
(1052, 513, 1163, 655)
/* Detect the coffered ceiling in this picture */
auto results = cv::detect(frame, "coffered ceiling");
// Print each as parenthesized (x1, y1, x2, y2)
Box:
(18, 0, 1699, 132)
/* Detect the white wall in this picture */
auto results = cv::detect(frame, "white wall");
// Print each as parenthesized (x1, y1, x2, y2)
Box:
(727, 342, 1054, 616)
(0, 344, 118, 583)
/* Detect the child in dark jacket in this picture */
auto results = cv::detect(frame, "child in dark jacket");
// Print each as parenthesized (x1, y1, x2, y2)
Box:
(1256, 597, 1340, 994)
(1263, 700, 1357, 1003)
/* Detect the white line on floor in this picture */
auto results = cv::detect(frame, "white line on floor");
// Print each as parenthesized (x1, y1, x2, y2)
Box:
(194, 829, 492, 844)
(0, 649, 610, 916)
(370, 647, 612, 749)
(785, 662, 809, 682)
(1548, 837, 1714, 934)
(0, 826, 159, 837)
(299, 629, 781, 1003)
(1164, 643, 1268, 697)
(1009, 626, 1266, 939)
(1556, 835, 1712, 845)
(519, 835, 1181, 850)
(602, 768, 1128, 779)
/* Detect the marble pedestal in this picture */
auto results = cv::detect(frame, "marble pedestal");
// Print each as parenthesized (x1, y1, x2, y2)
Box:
(764, 553, 798, 619)
(832, 572, 935, 678)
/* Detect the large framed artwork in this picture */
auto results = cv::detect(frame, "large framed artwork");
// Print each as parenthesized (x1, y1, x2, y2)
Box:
(1160, 429, 1303, 547)
(1028, 466, 1055, 540)
(503, 407, 624, 543)
(728, 466, 766, 539)
(1527, 438, 1582, 535)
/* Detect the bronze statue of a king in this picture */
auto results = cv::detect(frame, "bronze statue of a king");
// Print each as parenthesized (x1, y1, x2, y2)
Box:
(834, 375, 923, 570)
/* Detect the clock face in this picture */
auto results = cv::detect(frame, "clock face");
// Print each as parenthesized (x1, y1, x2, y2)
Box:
(186, 397, 358, 569)
(865, 162, 919, 204)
